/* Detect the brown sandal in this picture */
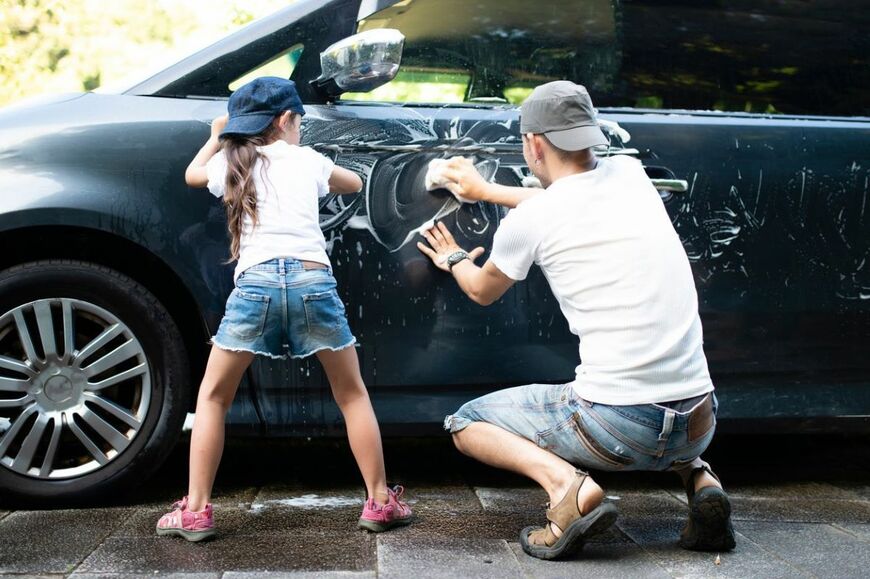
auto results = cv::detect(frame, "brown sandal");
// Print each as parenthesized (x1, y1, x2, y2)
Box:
(519, 470, 618, 560)
(680, 466, 736, 551)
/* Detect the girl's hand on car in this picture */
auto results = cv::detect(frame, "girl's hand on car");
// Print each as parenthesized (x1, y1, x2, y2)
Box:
(417, 221, 485, 273)
(440, 157, 490, 202)
(210, 114, 229, 141)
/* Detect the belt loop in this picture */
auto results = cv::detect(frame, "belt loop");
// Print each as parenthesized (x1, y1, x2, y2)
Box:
(279, 259, 286, 275)
(656, 408, 676, 458)
(659, 409, 675, 441)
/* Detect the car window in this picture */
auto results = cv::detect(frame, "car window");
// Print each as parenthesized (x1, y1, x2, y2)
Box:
(348, 0, 868, 116)
(609, 0, 869, 116)
(229, 44, 304, 91)
(143, 0, 360, 104)
(348, 0, 616, 105)
(343, 68, 469, 103)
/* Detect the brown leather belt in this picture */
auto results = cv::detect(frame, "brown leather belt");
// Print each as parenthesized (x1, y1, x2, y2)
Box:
(687, 394, 714, 442)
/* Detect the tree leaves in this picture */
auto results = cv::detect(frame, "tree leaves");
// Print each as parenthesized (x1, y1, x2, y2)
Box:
(0, 0, 287, 106)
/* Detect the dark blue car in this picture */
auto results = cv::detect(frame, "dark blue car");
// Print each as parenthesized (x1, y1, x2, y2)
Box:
(0, 0, 868, 501)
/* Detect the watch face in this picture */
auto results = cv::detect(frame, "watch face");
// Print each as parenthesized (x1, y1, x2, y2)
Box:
(447, 251, 469, 267)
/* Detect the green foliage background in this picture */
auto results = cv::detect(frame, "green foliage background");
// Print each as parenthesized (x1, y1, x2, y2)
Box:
(0, 0, 289, 107)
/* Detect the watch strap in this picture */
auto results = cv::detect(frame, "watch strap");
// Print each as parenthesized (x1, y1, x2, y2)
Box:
(447, 250, 470, 270)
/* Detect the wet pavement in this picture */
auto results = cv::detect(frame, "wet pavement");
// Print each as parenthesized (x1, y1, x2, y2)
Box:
(1, 433, 868, 578)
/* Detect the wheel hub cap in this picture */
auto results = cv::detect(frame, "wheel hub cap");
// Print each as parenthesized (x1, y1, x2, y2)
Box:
(35, 363, 86, 409)
(0, 298, 152, 479)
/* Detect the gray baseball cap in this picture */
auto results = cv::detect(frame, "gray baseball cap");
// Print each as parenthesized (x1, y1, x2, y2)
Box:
(520, 81, 608, 151)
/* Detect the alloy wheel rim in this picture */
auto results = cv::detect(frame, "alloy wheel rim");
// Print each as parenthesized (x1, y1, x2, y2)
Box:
(0, 298, 151, 479)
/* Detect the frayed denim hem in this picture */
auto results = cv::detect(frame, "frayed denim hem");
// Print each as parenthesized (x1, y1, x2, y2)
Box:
(210, 339, 288, 360)
(289, 337, 357, 359)
(211, 337, 357, 360)
(443, 413, 472, 433)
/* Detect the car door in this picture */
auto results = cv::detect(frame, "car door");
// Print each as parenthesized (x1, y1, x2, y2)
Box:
(147, 0, 868, 433)
(321, 0, 870, 428)
(598, 1, 870, 424)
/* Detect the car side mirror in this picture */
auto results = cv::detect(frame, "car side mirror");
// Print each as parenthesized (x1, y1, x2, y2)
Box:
(311, 29, 405, 100)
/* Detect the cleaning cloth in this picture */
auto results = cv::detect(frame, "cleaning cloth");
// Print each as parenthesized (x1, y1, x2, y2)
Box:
(425, 158, 474, 203)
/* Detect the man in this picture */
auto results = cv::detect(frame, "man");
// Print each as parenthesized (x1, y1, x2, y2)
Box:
(417, 81, 736, 560)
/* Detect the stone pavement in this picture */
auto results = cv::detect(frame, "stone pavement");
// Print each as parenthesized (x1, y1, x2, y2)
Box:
(1, 435, 868, 578)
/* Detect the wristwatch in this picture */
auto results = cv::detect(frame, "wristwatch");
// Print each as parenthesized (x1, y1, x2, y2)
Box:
(446, 250, 470, 270)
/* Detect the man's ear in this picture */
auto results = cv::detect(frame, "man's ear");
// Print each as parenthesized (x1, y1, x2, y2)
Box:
(528, 133, 546, 162)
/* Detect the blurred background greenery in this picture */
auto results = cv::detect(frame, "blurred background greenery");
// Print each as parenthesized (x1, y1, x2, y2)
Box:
(0, 0, 289, 107)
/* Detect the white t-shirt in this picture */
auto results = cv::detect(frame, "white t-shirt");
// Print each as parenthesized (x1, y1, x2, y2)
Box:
(206, 141, 334, 281)
(489, 155, 713, 405)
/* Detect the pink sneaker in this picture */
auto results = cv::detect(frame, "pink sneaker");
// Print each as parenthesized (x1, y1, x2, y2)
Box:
(358, 485, 414, 532)
(156, 496, 215, 542)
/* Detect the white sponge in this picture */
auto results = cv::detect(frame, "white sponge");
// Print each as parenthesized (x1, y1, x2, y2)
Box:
(425, 158, 474, 203)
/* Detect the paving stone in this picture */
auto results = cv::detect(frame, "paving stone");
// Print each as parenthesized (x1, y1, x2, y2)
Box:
(0, 508, 132, 574)
(602, 490, 688, 519)
(114, 485, 474, 541)
(407, 484, 484, 515)
(114, 506, 362, 539)
(729, 498, 870, 524)
(70, 573, 219, 579)
(618, 517, 811, 578)
(509, 541, 671, 579)
(727, 497, 821, 523)
(387, 484, 522, 540)
(664, 490, 691, 507)
(224, 573, 375, 579)
(796, 500, 870, 524)
(76, 532, 375, 574)
(132, 485, 260, 509)
(834, 523, 870, 542)
(475, 487, 546, 514)
(831, 482, 870, 500)
(407, 484, 482, 506)
(726, 481, 863, 501)
(739, 521, 870, 578)
(377, 536, 522, 579)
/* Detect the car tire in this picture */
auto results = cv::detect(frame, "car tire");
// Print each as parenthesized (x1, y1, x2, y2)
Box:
(0, 260, 190, 504)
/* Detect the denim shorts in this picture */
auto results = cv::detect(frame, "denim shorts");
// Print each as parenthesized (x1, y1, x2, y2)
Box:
(212, 258, 356, 359)
(444, 383, 717, 472)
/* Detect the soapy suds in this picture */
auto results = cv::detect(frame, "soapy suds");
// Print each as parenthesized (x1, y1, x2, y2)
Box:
(249, 494, 363, 512)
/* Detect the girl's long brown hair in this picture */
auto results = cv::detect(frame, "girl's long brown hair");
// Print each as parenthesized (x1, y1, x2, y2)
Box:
(221, 119, 283, 262)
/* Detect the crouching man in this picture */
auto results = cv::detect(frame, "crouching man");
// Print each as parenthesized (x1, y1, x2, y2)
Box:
(417, 81, 736, 560)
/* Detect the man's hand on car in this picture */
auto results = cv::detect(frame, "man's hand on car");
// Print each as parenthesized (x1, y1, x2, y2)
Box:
(417, 221, 484, 273)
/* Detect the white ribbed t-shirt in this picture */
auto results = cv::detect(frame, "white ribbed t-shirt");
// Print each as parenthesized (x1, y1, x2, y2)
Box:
(489, 155, 713, 405)
(206, 141, 334, 281)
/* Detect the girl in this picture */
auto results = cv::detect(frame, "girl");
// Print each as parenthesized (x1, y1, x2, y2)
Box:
(156, 77, 412, 541)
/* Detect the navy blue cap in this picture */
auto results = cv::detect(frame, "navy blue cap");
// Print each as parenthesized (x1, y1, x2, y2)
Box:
(221, 77, 305, 139)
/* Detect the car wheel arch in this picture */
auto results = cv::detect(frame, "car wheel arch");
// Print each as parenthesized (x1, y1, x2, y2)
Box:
(0, 224, 210, 406)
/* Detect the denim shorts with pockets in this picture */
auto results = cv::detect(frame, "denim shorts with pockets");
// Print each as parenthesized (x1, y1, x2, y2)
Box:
(444, 383, 717, 472)
(211, 258, 356, 359)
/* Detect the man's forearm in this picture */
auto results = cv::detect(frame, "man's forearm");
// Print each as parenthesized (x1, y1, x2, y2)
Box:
(481, 182, 543, 208)
(450, 259, 491, 305)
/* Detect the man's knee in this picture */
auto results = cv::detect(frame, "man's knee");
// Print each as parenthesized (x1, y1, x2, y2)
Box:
(451, 430, 469, 455)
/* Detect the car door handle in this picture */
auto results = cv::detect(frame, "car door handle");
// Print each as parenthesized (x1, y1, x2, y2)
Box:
(605, 147, 641, 156)
(649, 178, 688, 193)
